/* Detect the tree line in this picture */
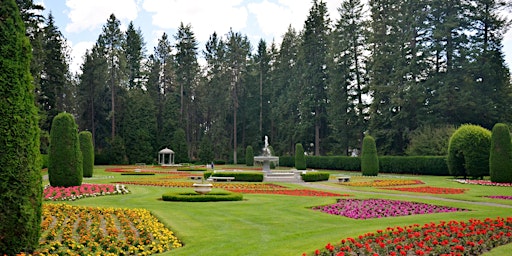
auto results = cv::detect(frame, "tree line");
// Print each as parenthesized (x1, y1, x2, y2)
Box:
(18, 0, 512, 164)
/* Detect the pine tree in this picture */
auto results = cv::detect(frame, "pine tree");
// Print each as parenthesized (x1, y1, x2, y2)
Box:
(124, 21, 145, 89)
(0, 0, 42, 252)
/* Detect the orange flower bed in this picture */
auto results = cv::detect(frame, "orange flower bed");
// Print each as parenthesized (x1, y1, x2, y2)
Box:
(383, 186, 468, 194)
(345, 179, 424, 187)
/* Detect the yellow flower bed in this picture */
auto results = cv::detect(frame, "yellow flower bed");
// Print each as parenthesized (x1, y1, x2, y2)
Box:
(37, 204, 182, 255)
(344, 179, 424, 187)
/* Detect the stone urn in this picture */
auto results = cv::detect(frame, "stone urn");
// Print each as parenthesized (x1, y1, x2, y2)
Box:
(193, 183, 213, 194)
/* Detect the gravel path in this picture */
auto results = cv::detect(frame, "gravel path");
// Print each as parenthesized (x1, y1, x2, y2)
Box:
(299, 182, 512, 209)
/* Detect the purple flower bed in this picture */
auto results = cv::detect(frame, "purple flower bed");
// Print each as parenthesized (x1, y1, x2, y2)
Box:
(487, 195, 512, 200)
(312, 199, 467, 219)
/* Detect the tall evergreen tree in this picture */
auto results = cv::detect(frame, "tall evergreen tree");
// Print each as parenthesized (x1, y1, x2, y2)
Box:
(124, 21, 145, 89)
(300, 0, 330, 155)
(0, 0, 42, 252)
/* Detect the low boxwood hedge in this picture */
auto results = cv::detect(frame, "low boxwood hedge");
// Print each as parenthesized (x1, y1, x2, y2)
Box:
(162, 191, 243, 202)
(177, 166, 208, 172)
(204, 171, 264, 182)
(301, 172, 330, 182)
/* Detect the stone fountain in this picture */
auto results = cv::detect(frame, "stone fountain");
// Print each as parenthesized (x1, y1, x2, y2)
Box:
(254, 136, 279, 173)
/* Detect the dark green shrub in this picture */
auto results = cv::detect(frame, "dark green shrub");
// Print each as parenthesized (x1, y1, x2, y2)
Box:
(162, 191, 243, 202)
(79, 131, 94, 178)
(378, 156, 449, 175)
(447, 124, 491, 179)
(361, 135, 379, 176)
(198, 135, 214, 164)
(406, 125, 456, 156)
(41, 154, 49, 169)
(204, 171, 264, 182)
(295, 143, 306, 170)
(106, 136, 128, 165)
(0, 1, 42, 252)
(245, 145, 254, 166)
(301, 172, 330, 182)
(49, 112, 83, 187)
(490, 123, 512, 182)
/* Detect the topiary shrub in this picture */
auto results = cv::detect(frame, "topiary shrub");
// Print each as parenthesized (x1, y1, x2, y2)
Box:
(162, 191, 243, 202)
(301, 172, 330, 182)
(0, 1, 42, 252)
(245, 145, 254, 166)
(295, 143, 306, 170)
(79, 131, 94, 178)
(447, 124, 491, 179)
(490, 123, 512, 183)
(48, 112, 83, 187)
(361, 135, 379, 176)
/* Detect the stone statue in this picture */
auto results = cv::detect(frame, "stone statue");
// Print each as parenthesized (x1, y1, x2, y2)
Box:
(263, 136, 271, 156)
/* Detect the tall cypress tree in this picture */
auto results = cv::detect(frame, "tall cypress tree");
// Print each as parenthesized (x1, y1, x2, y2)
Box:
(0, 0, 42, 253)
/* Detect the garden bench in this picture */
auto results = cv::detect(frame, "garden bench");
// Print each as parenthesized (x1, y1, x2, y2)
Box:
(337, 176, 350, 182)
(207, 176, 235, 182)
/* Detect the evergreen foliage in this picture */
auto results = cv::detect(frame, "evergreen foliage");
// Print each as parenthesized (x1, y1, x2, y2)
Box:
(106, 136, 127, 165)
(405, 125, 456, 156)
(198, 135, 214, 164)
(245, 145, 254, 166)
(361, 135, 379, 176)
(447, 124, 491, 179)
(49, 112, 83, 187)
(0, 0, 42, 252)
(79, 131, 94, 178)
(489, 123, 512, 182)
(295, 143, 307, 170)
(172, 128, 189, 164)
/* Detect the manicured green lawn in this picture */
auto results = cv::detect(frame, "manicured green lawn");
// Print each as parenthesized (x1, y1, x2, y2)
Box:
(44, 166, 512, 255)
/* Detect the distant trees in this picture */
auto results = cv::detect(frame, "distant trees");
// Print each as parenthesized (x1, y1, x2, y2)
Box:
(0, 0, 42, 253)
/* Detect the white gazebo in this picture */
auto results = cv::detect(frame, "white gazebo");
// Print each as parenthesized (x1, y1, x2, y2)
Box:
(158, 147, 175, 166)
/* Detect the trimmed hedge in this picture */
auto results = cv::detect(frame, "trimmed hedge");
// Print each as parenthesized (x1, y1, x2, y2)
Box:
(378, 156, 449, 175)
(301, 172, 330, 182)
(295, 143, 306, 170)
(245, 145, 254, 166)
(162, 191, 243, 202)
(361, 135, 379, 176)
(48, 112, 83, 187)
(448, 124, 491, 178)
(490, 123, 512, 183)
(204, 171, 264, 182)
(79, 131, 94, 178)
(306, 156, 361, 171)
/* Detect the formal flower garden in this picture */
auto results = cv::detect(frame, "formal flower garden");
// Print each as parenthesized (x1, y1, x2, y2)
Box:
(312, 199, 467, 219)
(344, 179, 424, 187)
(37, 204, 182, 255)
(383, 186, 468, 194)
(304, 217, 512, 256)
(43, 183, 130, 201)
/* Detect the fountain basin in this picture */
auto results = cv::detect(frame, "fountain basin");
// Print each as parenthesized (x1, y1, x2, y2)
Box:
(254, 156, 279, 173)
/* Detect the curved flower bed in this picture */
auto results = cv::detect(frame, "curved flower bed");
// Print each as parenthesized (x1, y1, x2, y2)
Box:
(487, 195, 512, 200)
(38, 204, 182, 255)
(312, 199, 466, 219)
(455, 179, 512, 187)
(345, 179, 424, 187)
(226, 188, 349, 197)
(383, 186, 468, 194)
(43, 183, 130, 201)
(303, 217, 512, 256)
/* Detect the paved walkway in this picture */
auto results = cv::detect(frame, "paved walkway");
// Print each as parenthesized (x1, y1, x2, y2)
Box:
(299, 182, 512, 209)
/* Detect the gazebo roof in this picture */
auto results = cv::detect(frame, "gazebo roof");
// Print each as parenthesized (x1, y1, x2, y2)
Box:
(159, 147, 174, 154)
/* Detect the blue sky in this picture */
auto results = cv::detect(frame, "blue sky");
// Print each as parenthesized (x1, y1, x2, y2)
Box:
(39, 0, 512, 74)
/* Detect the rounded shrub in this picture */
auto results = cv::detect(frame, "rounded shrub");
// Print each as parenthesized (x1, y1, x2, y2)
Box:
(361, 135, 379, 176)
(162, 191, 243, 202)
(245, 145, 254, 166)
(447, 124, 491, 179)
(0, 1, 42, 252)
(79, 131, 94, 178)
(48, 112, 83, 187)
(295, 143, 306, 170)
(490, 123, 512, 183)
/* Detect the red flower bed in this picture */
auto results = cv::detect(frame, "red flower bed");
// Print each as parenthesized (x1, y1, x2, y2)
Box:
(304, 217, 512, 256)
(44, 184, 129, 201)
(226, 188, 349, 197)
(383, 186, 468, 194)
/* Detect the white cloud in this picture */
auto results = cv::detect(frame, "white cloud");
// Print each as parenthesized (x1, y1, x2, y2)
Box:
(68, 41, 95, 74)
(65, 0, 139, 33)
(142, 0, 248, 42)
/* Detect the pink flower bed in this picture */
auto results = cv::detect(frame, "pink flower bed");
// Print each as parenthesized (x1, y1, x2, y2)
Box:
(312, 199, 467, 219)
(455, 179, 512, 187)
(44, 183, 130, 201)
(487, 195, 512, 200)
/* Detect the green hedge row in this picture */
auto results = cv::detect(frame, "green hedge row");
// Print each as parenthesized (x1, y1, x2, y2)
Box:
(204, 171, 264, 182)
(162, 191, 243, 202)
(280, 155, 448, 176)
(301, 172, 330, 182)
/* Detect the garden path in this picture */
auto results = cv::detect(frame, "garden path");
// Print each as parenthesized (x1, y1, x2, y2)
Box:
(300, 182, 512, 209)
